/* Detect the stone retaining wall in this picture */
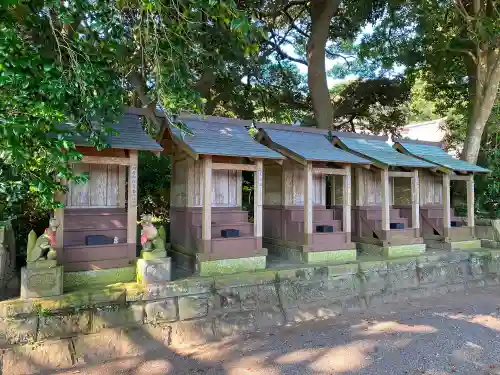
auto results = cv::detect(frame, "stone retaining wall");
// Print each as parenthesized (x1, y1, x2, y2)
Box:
(476, 220, 500, 248)
(1, 248, 500, 351)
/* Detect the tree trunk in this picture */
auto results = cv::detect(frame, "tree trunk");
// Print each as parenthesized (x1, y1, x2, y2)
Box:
(194, 69, 216, 100)
(461, 48, 500, 163)
(307, 0, 340, 129)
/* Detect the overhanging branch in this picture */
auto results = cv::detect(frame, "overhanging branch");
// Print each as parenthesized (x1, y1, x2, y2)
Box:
(267, 40, 308, 65)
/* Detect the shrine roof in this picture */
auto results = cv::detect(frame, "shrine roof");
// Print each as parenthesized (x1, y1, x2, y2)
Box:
(59, 113, 162, 152)
(394, 140, 489, 173)
(168, 115, 284, 159)
(257, 125, 371, 164)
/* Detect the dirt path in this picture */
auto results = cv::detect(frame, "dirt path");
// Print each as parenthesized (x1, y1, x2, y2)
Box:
(9, 286, 500, 375)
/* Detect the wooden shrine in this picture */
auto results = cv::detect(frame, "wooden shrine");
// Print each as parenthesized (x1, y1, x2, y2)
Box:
(394, 139, 489, 249)
(55, 111, 162, 284)
(255, 124, 371, 263)
(158, 115, 283, 276)
(332, 133, 436, 257)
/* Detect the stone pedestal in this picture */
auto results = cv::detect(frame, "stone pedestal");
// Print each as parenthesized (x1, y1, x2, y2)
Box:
(137, 252, 171, 285)
(21, 265, 63, 299)
(357, 243, 426, 258)
(302, 249, 357, 264)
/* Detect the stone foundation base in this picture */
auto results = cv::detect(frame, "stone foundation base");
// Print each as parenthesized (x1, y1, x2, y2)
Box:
(64, 266, 136, 292)
(357, 242, 426, 258)
(197, 256, 266, 276)
(426, 238, 482, 251)
(481, 239, 500, 249)
(21, 266, 63, 299)
(265, 241, 303, 263)
(450, 240, 482, 250)
(137, 257, 171, 285)
(303, 249, 357, 264)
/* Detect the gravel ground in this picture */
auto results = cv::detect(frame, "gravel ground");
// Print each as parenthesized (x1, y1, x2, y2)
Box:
(23, 287, 500, 375)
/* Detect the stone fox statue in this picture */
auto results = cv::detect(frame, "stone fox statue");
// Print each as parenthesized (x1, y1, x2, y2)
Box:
(140, 214, 166, 252)
(26, 218, 59, 263)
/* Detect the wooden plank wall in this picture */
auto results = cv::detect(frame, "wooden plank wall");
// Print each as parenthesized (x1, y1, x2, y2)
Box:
(171, 158, 188, 207)
(419, 170, 443, 204)
(355, 168, 382, 206)
(186, 159, 242, 208)
(66, 164, 121, 208)
(281, 160, 325, 206)
(354, 168, 408, 206)
(264, 164, 282, 205)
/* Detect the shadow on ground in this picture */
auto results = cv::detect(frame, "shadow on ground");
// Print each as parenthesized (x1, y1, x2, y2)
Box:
(5, 287, 500, 375)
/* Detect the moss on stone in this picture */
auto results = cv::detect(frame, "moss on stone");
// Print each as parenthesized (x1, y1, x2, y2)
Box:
(450, 240, 482, 250)
(358, 260, 388, 272)
(303, 249, 357, 264)
(382, 244, 426, 258)
(327, 263, 359, 277)
(198, 256, 266, 277)
(64, 266, 136, 292)
(214, 269, 278, 288)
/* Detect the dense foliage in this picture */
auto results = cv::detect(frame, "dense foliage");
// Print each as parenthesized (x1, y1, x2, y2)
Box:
(2, 0, 498, 242)
(0, 0, 256, 226)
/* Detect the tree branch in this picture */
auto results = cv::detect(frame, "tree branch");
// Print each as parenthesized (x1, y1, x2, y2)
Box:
(282, 9, 309, 39)
(454, 0, 472, 21)
(266, 28, 308, 65)
(447, 47, 478, 64)
(283, 0, 308, 13)
(267, 39, 308, 65)
(325, 49, 352, 65)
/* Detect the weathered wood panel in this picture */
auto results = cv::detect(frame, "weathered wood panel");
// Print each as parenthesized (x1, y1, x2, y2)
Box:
(171, 158, 187, 207)
(355, 168, 381, 206)
(264, 164, 282, 205)
(419, 170, 442, 204)
(127, 151, 138, 244)
(254, 159, 263, 237)
(118, 165, 126, 208)
(90, 164, 108, 206)
(190, 159, 241, 207)
(107, 165, 119, 206)
(68, 164, 90, 207)
(313, 174, 326, 205)
(67, 164, 123, 208)
(282, 160, 326, 206)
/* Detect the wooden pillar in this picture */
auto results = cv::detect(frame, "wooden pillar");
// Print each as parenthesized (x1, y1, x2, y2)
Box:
(127, 150, 138, 244)
(380, 168, 391, 239)
(118, 165, 126, 208)
(186, 158, 195, 207)
(442, 173, 451, 237)
(304, 161, 313, 245)
(467, 174, 475, 228)
(202, 156, 212, 253)
(54, 183, 65, 249)
(411, 169, 420, 235)
(254, 159, 263, 239)
(330, 175, 336, 207)
(355, 168, 363, 206)
(343, 166, 352, 242)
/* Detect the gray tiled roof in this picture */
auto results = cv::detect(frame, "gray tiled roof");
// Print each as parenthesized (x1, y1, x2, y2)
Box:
(170, 117, 283, 159)
(335, 135, 435, 168)
(59, 114, 162, 151)
(396, 141, 490, 173)
(262, 128, 371, 164)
